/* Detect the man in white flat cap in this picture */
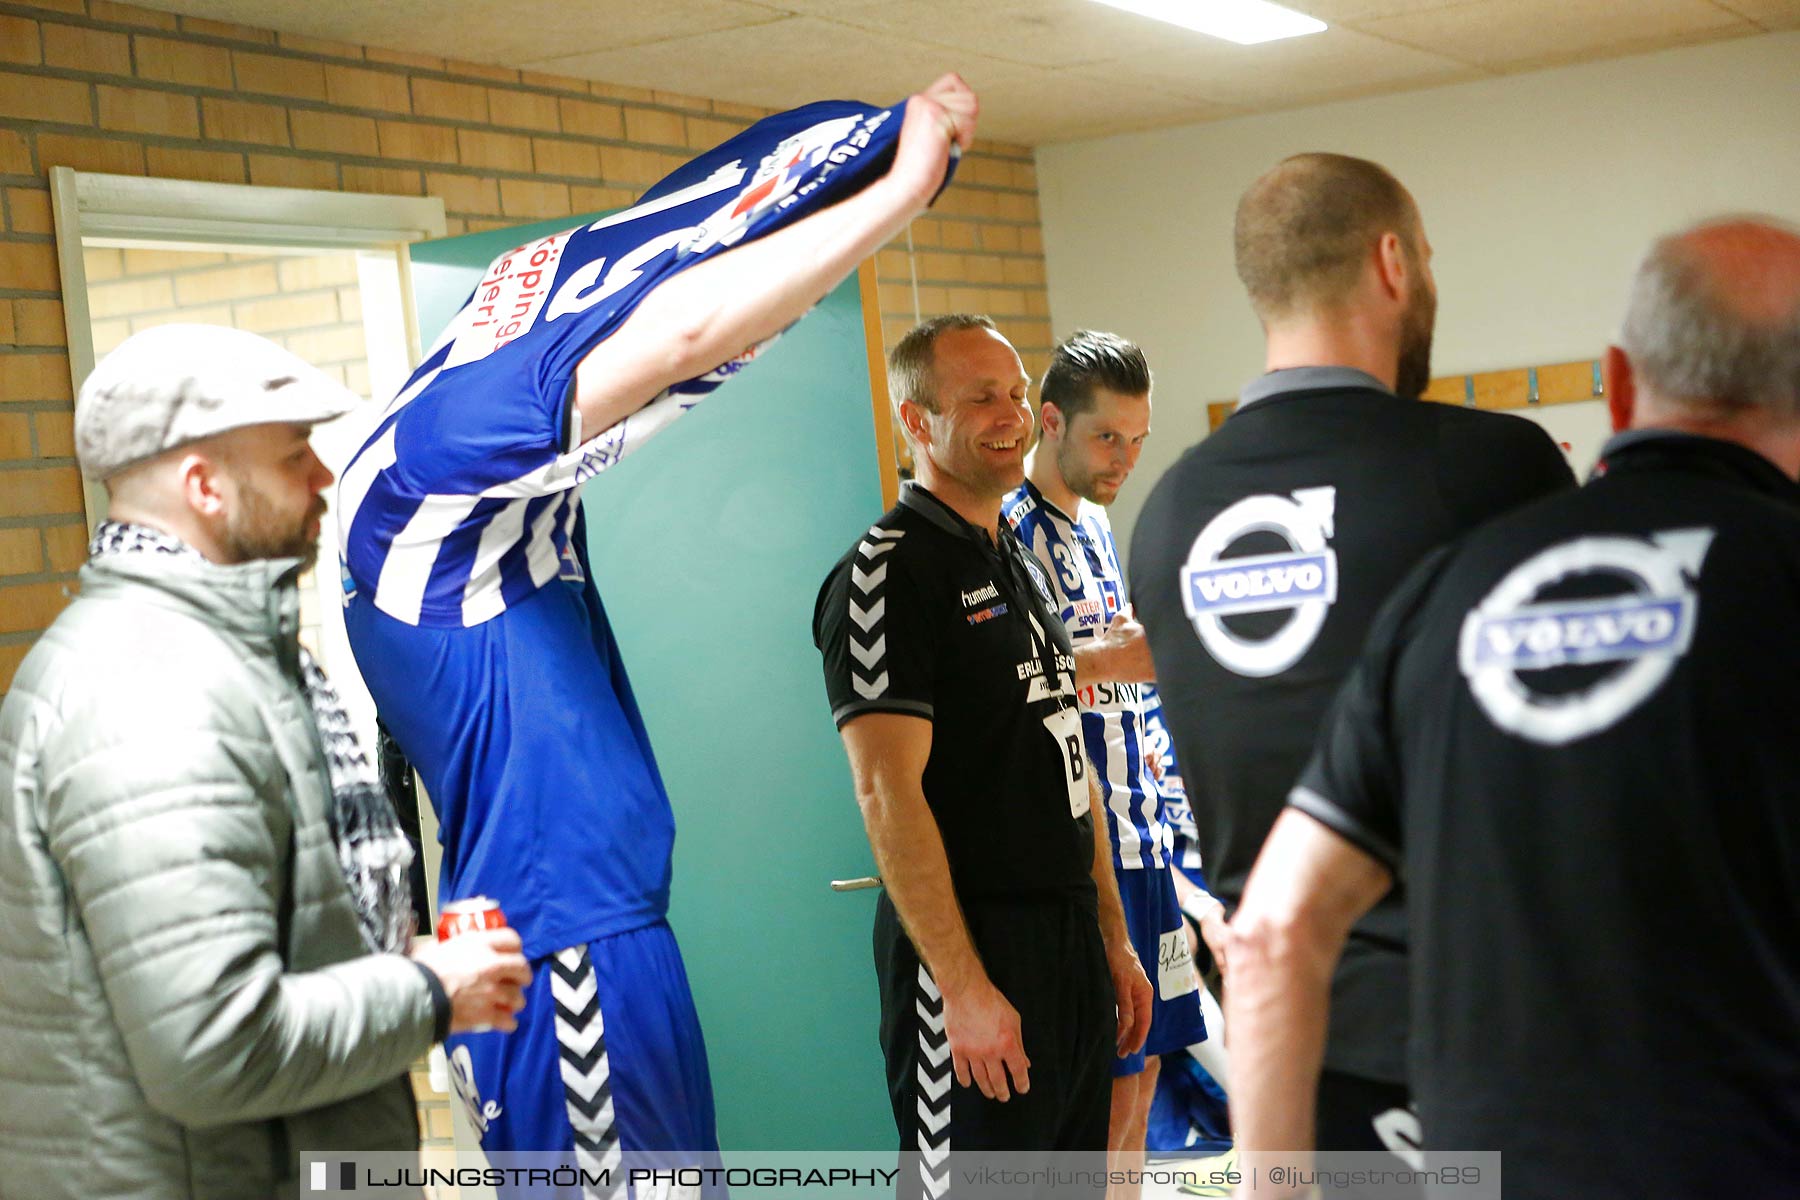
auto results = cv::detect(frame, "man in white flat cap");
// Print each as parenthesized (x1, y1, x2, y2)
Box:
(0, 323, 532, 1200)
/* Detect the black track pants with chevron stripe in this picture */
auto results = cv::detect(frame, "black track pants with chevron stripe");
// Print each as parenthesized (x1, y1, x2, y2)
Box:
(874, 891, 1112, 1194)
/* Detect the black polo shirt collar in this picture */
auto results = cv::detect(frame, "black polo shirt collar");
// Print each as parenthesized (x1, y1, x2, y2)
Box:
(1595, 428, 1800, 501)
(899, 480, 1009, 544)
(1239, 365, 1392, 410)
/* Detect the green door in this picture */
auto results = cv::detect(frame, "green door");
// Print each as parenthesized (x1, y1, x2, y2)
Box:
(409, 219, 893, 1149)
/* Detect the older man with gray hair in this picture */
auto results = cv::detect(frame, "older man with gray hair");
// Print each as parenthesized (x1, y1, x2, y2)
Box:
(0, 324, 531, 1200)
(1226, 215, 1800, 1200)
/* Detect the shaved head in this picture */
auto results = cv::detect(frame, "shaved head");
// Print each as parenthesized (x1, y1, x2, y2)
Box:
(1235, 152, 1423, 320)
(1621, 217, 1800, 419)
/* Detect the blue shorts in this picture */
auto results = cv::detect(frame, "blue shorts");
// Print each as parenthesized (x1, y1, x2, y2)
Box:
(1114, 864, 1207, 1076)
(446, 920, 722, 1196)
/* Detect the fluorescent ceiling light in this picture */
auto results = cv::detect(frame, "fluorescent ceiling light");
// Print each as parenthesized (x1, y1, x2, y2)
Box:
(1090, 0, 1328, 45)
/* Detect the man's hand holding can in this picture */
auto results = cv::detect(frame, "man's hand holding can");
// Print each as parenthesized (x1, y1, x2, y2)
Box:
(411, 898, 532, 1035)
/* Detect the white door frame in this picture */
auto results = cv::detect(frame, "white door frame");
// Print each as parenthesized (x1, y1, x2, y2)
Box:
(48, 166, 447, 526)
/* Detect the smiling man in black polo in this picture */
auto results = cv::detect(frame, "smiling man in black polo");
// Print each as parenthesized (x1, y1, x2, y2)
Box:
(814, 315, 1152, 1182)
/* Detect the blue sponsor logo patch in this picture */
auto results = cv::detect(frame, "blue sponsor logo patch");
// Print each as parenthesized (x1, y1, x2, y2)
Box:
(967, 602, 1008, 626)
(1183, 550, 1336, 617)
(1465, 595, 1689, 671)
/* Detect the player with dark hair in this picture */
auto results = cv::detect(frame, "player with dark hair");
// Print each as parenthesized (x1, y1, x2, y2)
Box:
(1004, 331, 1216, 1196)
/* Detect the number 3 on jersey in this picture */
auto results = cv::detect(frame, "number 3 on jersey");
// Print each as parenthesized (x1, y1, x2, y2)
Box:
(1043, 706, 1089, 818)
(1051, 542, 1083, 594)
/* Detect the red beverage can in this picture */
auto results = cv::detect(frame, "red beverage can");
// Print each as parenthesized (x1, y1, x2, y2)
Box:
(436, 896, 507, 942)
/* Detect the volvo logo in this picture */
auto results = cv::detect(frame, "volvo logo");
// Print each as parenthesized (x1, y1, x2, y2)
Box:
(1180, 487, 1338, 677)
(1458, 528, 1713, 744)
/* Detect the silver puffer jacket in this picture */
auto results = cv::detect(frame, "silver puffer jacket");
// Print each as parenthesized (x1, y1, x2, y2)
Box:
(0, 550, 435, 1199)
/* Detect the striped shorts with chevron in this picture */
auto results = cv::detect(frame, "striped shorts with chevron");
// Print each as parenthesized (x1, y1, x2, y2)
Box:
(874, 891, 1114, 1196)
(446, 919, 723, 1198)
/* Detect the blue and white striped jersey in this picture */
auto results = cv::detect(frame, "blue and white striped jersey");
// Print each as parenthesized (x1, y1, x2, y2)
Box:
(340, 96, 953, 958)
(338, 100, 923, 627)
(1142, 688, 1205, 883)
(1004, 479, 1170, 870)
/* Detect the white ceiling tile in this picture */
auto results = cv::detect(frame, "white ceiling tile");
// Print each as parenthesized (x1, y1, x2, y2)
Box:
(1127, 25, 1481, 106)
(1356, 0, 1756, 69)
(524, 16, 1025, 112)
(1709, 0, 1800, 30)
(1284, 0, 1481, 19)
(735, 0, 888, 11)
(117, 0, 1792, 144)
(116, 0, 785, 62)
(798, 0, 1224, 69)
(982, 67, 1245, 142)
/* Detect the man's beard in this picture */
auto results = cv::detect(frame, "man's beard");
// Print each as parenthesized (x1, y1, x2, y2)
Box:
(222, 478, 324, 570)
(1056, 437, 1113, 506)
(1394, 279, 1437, 401)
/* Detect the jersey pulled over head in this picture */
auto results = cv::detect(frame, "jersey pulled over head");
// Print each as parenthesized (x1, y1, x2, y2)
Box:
(340, 98, 955, 630)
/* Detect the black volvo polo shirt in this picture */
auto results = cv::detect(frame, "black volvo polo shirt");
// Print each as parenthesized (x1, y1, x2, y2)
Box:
(1129, 366, 1575, 1083)
(1293, 431, 1800, 1200)
(814, 482, 1098, 903)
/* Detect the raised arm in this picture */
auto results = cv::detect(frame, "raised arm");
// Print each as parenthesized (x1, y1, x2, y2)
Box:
(840, 710, 1032, 1103)
(572, 73, 978, 439)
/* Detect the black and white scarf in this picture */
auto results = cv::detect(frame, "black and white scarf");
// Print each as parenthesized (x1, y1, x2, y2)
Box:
(90, 521, 415, 953)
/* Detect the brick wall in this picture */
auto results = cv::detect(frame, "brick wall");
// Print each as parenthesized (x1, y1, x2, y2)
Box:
(0, 0, 1054, 690)
(86, 245, 368, 384)
(412, 1059, 457, 1165)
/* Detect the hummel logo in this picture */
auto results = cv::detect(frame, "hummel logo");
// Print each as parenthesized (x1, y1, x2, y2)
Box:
(961, 582, 999, 608)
